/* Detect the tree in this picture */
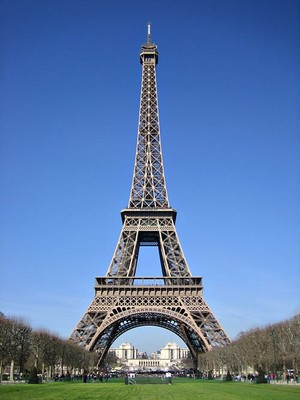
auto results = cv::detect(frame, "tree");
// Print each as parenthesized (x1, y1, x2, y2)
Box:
(180, 356, 194, 370)
(3, 316, 32, 381)
(225, 370, 232, 381)
(256, 367, 267, 384)
(197, 314, 299, 380)
(28, 366, 39, 384)
(42, 332, 61, 379)
(103, 351, 119, 369)
(0, 314, 11, 382)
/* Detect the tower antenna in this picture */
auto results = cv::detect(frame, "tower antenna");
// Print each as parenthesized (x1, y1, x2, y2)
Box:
(147, 22, 151, 43)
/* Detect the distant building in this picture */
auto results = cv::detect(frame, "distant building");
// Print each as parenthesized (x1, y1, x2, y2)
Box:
(159, 342, 190, 361)
(112, 342, 138, 360)
(109, 341, 190, 371)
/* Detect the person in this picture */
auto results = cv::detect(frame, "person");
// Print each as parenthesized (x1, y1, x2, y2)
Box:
(166, 372, 172, 384)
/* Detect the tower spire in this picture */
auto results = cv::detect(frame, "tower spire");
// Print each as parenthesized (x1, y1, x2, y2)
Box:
(132, 25, 162, 208)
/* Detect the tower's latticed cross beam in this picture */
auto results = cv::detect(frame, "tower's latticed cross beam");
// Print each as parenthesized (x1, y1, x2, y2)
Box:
(70, 26, 230, 368)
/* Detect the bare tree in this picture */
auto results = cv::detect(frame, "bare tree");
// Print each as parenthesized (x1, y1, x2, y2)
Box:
(0, 316, 32, 381)
(41, 332, 61, 379)
(198, 314, 299, 379)
(31, 329, 56, 375)
(0, 314, 11, 382)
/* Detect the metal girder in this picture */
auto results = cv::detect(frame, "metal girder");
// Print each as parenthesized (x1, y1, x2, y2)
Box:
(105, 212, 192, 278)
(70, 277, 230, 366)
(129, 37, 168, 209)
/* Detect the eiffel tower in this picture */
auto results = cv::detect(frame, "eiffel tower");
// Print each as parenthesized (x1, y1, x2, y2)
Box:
(70, 25, 230, 367)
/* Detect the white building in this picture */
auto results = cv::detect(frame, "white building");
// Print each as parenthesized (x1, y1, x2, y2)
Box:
(110, 341, 190, 371)
(159, 342, 190, 361)
(112, 342, 138, 361)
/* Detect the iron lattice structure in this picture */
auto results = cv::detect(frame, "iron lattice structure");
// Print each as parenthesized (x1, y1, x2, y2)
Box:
(70, 27, 230, 367)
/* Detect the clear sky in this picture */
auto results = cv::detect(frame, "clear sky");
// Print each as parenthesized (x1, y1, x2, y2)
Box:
(1, 0, 299, 354)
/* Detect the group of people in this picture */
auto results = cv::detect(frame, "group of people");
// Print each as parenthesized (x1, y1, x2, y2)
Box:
(285, 372, 298, 384)
(83, 372, 109, 383)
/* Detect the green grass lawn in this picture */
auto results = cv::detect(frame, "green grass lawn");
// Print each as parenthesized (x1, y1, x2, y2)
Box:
(0, 379, 299, 400)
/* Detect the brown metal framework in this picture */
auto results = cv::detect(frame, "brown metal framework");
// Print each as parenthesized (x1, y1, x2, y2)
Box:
(70, 26, 230, 367)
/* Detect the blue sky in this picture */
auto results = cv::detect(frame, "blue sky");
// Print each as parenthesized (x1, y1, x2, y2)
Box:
(1, 0, 299, 354)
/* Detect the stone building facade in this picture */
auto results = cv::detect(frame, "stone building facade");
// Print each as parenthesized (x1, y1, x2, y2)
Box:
(109, 342, 190, 371)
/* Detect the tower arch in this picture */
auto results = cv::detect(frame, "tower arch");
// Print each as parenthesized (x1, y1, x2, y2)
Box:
(88, 307, 211, 360)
